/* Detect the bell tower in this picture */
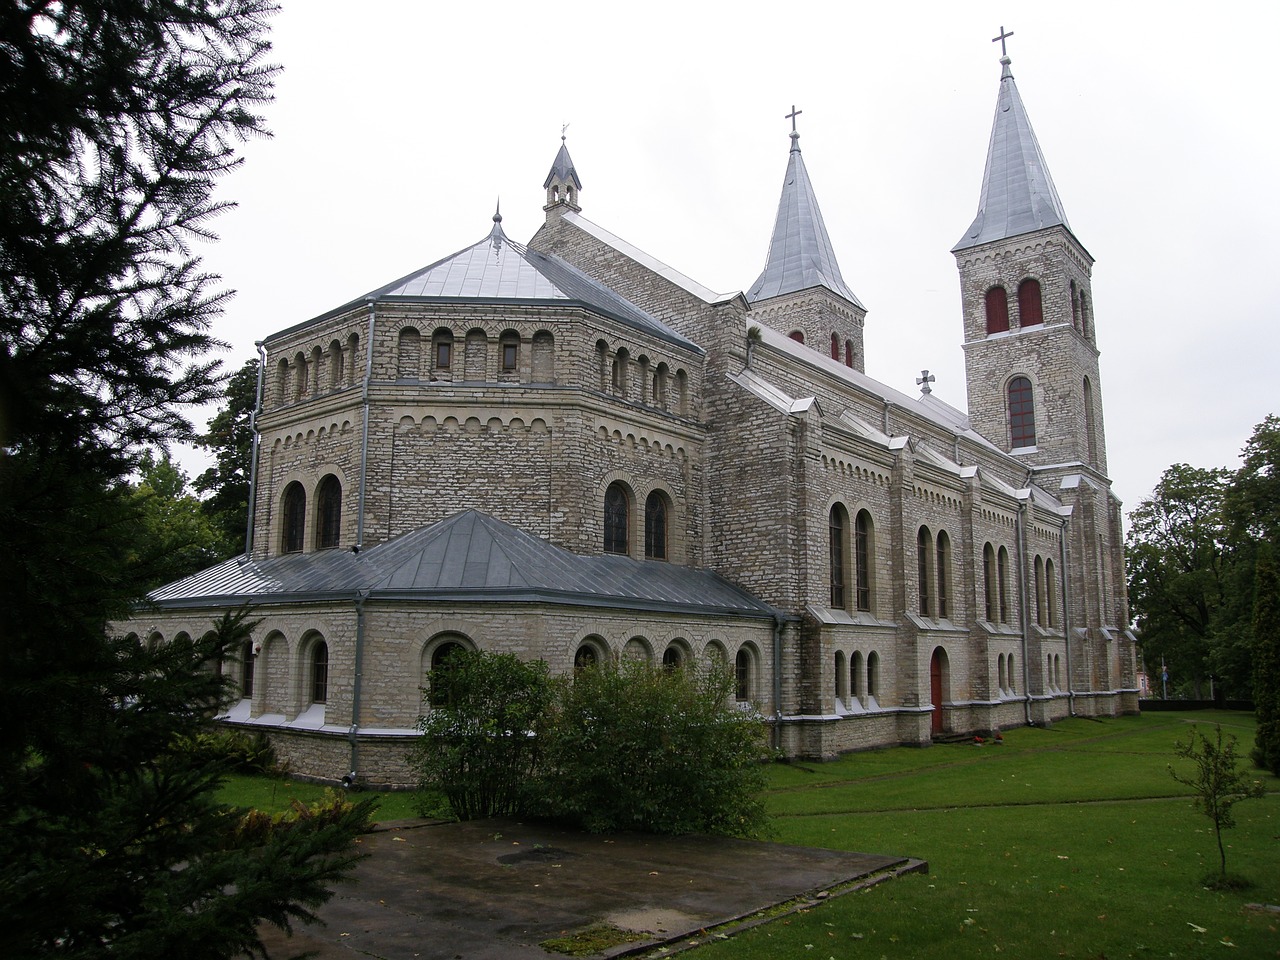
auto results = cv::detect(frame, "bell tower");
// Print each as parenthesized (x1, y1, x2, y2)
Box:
(953, 38, 1108, 480)
(543, 130, 582, 216)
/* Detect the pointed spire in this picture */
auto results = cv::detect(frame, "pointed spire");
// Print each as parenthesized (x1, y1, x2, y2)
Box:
(543, 128, 582, 213)
(748, 108, 863, 307)
(953, 47, 1073, 252)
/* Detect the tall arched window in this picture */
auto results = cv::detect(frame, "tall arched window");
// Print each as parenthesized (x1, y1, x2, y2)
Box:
(1084, 376, 1098, 465)
(1070, 280, 1080, 329)
(855, 510, 873, 613)
(1008, 376, 1036, 448)
(1034, 555, 1046, 627)
(830, 332, 840, 360)
(735, 648, 752, 702)
(983, 543, 997, 621)
(644, 490, 669, 560)
(845, 340, 854, 368)
(604, 482, 630, 555)
(315, 474, 341, 549)
(985, 285, 1009, 334)
(294, 351, 308, 400)
(1017, 278, 1043, 326)
(835, 651, 847, 704)
(276, 357, 289, 405)
(311, 641, 329, 704)
(281, 482, 305, 554)
(1046, 558, 1059, 628)
(867, 651, 880, 701)
(829, 504, 849, 609)
(997, 546, 1010, 623)
(429, 640, 467, 707)
(936, 531, 951, 619)
(241, 640, 255, 699)
(328, 339, 344, 388)
(917, 526, 933, 617)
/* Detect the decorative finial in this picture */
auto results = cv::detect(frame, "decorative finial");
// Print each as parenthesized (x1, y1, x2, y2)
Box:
(561, 122, 570, 142)
(916, 370, 936, 395)
(785, 105, 802, 152)
(992, 25, 1014, 58)
(493, 199, 502, 224)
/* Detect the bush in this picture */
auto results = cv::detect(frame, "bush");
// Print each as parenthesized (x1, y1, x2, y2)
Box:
(409, 650, 553, 820)
(174, 728, 282, 775)
(537, 657, 772, 837)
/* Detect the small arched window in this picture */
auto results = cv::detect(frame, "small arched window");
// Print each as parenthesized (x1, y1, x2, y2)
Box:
(1008, 376, 1036, 448)
(315, 474, 341, 549)
(735, 648, 752, 702)
(604, 482, 630, 555)
(276, 358, 289, 405)
(329, 339, 344, 389)
(1018, 278, 1043, 326)
(311, 641, 329, 704)
(867, 651, 880, 700)
(788, 330, 805, 344)
(855, 510, 874, 613)
(662, 646, 683, 672)
(997, 546, 1010, 624)
(1046, 558, 1059, 628)
(830, 332, 840, 360)
(294, 351, 308, 400)
(574, 644, 599, 673)
(644, 490, 669, 560)
(1034, 555, 1046, 627)
(844, 340, 854, 368)
(281, 482, 306, 554)
(499, 330, 520, 374)
(985, 285, 1010, 334)
(429, 641, 467, 708)
(432, 328, 454, 371)
(835, 651, 848, 704)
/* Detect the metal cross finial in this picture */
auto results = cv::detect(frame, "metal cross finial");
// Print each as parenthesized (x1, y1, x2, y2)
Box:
(916, 370, 936, 395)
(785, 105, 802, 134)
(561, 122, 570, 142)
(992, 25, 1014, 57)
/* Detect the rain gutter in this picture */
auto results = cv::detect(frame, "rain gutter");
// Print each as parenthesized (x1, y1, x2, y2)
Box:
(243, 342, 266, 555)
(1015, 499, 1032, 726)
(347, 588, 371, 785)
(356, 300, 376, 550)
(1059, 517, 1076, 716)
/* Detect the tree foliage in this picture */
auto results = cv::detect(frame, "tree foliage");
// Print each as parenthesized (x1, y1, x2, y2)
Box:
(1168, 725, 1265, 887)
(128, 449, 236, 587)
(195, 356, 260, 551)
(1251, 545, 1280, 775)
(0, 4, 372, 957)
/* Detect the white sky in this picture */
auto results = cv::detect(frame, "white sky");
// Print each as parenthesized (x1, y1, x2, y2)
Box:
(191, 0, 1280, 515)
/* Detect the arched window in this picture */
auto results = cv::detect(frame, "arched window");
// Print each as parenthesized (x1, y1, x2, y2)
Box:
(574, 644, 599, 673)
(676, 369, 689, 415)
(829, 504, 849, 609)
(845, 339, 854, 368)
(855, 510, 874, 613)
(596, 340, 610, 391)
(429, 641, 467, 707)
(531, 330, 555, 383)
(1084, 376, 1098, 465)
(1034, 555, 1046, 627)
(315, 474, 341, 549)
(998, 653, 1007, 691)
(662, 645, 683, 672)
(294, 351, 308, 400)
(735, 648, 753, 702)
(851, 651, 864, 703)
(653, 362, 670, 410)
(985, 285, 1009, 334)
(835, 651, 848, 705)
(276, 357, 289, 405)
(1008, 376, 1036, 448)
(432, 328, 453, 371)
(281, 482, 305, 554)
(329, 339, 344, 389)
(241, 640, 255, 699)
(397, 328, 421, 379)
(983, 543, 997, 621)
(1008, 653, 1016, 692)
(499, 330, 520, 374)
(1018, 278, 1043, 326)
(310, 346, 323, 395)
(788, 330, 805, 344)
(917, 526, 933, 617)
(830, 332, 840, 360)
(867, 651, 880, 701)
(311, 641, 329, 704)
(604, 482, 630, 555)
(1070, 279, 1080, 329)
(1080, 291, 1091, 339)
(1046, 558, 1059, 628)
(464, 328, 488, 381)
(346, 333, 360, 387)
(613, 348, 630, 398)
(997, 546, 1010, 623)
(936, 531, 951, 619)
(644, 491, 669, 560)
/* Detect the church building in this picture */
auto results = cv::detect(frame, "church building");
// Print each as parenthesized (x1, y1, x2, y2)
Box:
(133, 48, 1138, 786)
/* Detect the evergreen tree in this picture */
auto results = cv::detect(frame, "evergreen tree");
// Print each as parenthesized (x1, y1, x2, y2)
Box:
(1251, 545, 1280, 775)
(0, 4, 370, 956)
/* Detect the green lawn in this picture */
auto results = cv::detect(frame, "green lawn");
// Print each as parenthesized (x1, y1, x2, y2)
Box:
(217, 712, 1278, 959)
(686, 710, 1279, 960)
(216, 774, 421, 821)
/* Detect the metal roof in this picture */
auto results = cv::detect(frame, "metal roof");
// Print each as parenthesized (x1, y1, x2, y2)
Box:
(747, 130, 863, 309)
(953, 57, 1073, 252)
(298, 214, 700, 354)
(148, 510, 777, 618)
(542, 141, 582, 190)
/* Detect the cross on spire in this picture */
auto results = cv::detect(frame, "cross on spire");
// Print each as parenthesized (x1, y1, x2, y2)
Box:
(785, 105, 802, 134)
(560, 122, 570, 142)
(916, 370, 936, 395)
(991, 25, 1014, 57)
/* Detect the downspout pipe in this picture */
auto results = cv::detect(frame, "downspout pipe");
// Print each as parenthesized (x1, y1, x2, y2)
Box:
(1016, 500, 1033, 726)
(1060, 519, 1076, 716)
(771, 614, 784, 752)
(347, 588, 371, 786)
(243, 341, 266, 556)
(355, 300, 376, 551)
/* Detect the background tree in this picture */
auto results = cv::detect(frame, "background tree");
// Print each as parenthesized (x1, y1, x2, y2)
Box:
(0, 4, 369, 956)
(1251, 545, 1280, 774)
(128, 449, 235, 587)
(1126, 464, 1233, 698)
(195, 356, 260, 552)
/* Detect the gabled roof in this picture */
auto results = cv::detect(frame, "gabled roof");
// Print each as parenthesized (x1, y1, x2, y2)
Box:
(748, 129, 863, 309)
(293, 214, 700, 354)
(953, 56, 1074, 252)
(148, 511, 776, 619)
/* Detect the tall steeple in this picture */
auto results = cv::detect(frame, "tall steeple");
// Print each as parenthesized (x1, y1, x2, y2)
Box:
(953, 50, 1073, 252)
(748, 107, 867, 371)
(543, 130, 582, 215)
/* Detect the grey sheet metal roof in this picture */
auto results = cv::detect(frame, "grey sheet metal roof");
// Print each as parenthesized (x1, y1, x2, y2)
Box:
(299, 215, 699, 354)
(149, 510, 776, 618)
(542, 141, 582, 190)
(748, 129, 863, 309)
(953, 57, 1073, 252)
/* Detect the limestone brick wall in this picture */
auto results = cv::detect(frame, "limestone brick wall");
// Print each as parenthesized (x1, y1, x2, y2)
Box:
(747, 290, 867, 374)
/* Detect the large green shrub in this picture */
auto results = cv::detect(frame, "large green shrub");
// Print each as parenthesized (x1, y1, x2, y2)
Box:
(537, 657, 772, 837)
(409, 650, 553, 820)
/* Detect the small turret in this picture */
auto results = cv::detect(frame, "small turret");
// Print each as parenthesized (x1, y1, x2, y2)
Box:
(543, 131, 582, 215)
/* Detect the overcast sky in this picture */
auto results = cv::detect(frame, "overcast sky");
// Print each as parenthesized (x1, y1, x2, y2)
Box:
(191, 0, 1280, 515)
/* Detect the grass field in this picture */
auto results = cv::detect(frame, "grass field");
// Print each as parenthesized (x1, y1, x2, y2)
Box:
(217, 711, 1278, 958)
